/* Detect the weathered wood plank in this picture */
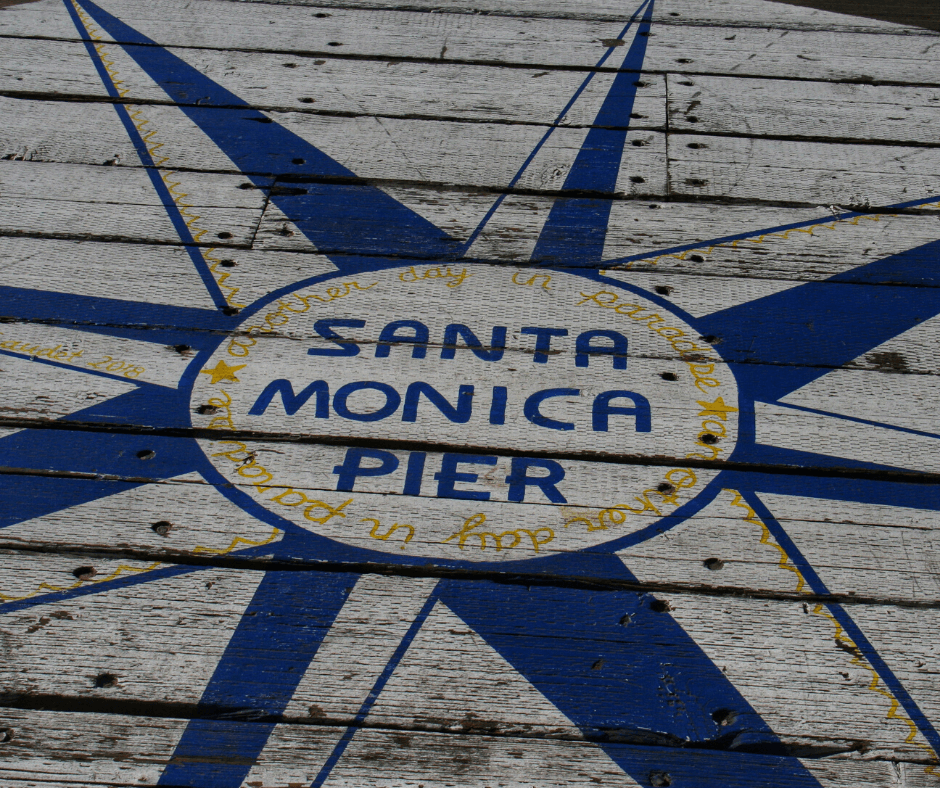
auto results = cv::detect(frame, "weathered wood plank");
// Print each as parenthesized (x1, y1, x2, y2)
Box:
(1, 0, 938, 83)
(0, 97, 668, 195)
(0, 50, 668, 128)
(0, 708, 933, 788)
(220, 0, 939, 34)
(0, 160, 266, 246)
(4, 456, 940, 603)
(0, 559, 937, 761)
(667, 74, 940, 145)
(668, 134, 940, 206)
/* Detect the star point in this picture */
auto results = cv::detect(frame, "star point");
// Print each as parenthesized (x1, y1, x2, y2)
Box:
(200, 359, 245, 384)
(696, 396, 739, 420)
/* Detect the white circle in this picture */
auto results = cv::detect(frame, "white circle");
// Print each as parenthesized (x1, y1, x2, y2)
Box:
(193, 264, 739, 562)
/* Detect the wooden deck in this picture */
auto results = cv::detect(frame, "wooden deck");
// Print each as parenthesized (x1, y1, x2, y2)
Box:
(0, 0, 939, 785)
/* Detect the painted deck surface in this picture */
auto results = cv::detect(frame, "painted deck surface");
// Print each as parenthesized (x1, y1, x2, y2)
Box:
(0, 0, 939, 785)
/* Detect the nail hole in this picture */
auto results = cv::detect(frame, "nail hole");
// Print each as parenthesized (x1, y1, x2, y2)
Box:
(633, 80, 647, 87)
(689, 254, 705, 263)
(292, 157, 305, 165)
(250, 117, 273, 124)
(172, 344, 191, 354)
(137, 449, 156, 460)
(217, 232, 233, 240)
(654, 285, 673, 295)
(700, 433, 719, 445)
(699, 334, 720, 344)
(712, 708, 739, 726)
(327, 41, 343, 46)
(686, 115, 699, 123)
(660, 372, 678, 381)
(630, 112, 645, 119)
(676, 58, 693, 64)
(687, 143, 705, 149)
(299, 97, 316, 104)
(685, 178, 707, 187)
(152, 520, 173, 537)
(619, 613, 634, 626)
(650, 772, 672, 788)
(314, 59, 325, 65)
(283, 62, 297, 68)
(197, 404, 220, 415)
(638, 31, 650, 37)
(630, 176, 645, 184)
(591, 659, 605, 670)
(314, 11, 330, 16)
(222, 306, 241, 316)
(0, 728, 13, 743)
(73, 566, 97, 581)
(239, 182, 254, 190)
(650, 599, 672, 613)
(669, 11, 680, 15)
(657, 483, 675, 494)
(94, 672, 118, 688)
(648, 203, 660, 209)
(220, 259, 236, 267)
(703, 557, 725, 571)
(631, 139, 646, 147)
(680, 80, 695, 86)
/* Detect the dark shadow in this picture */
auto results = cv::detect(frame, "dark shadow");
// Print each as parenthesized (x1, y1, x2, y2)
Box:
(774, 0, 940, 33)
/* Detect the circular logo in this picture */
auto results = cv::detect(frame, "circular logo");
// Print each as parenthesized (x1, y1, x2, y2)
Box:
(192, 265, 738, 562)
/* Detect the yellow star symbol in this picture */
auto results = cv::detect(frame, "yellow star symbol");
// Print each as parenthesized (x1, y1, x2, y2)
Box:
(696, 396, 739, 421)
(200, 359, 246, 385)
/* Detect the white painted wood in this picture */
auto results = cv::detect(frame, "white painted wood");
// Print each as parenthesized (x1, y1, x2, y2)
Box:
(224, 0, 935, 34)
(0, 353, 137, 421)
(0, 95, 668, 196)
(0, 51, 668, 127)
(755, 401, 940, 474)
(668, 75, 940, 145)
(0, 160, 264, 246)
(619, 487, 940, 602)
(0, 236, 335, 312)
(669, 134, 940, 206)
(0, 556, 937, 759)
(0, 709, 934, 788)
(0, 472, 286, 558)
(1, 0, 938, 83)
(0, 321, 195, 388)
(4, 463, 940, 603)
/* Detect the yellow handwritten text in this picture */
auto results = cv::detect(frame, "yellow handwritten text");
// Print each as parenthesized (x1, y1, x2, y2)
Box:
(399, 265, 473, 288)
(361, 517, 415, 549)
(512, 271, 553, 291)
(227, 280, 377, 358)
(443, 513, 553, 554)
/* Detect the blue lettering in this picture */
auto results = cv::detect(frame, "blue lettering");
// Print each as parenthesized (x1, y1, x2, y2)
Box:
(375, 319, 429, 359)
(576, 330, 628, 369)
(333, 448, 399, 492)
(307, 319, 365, 357)
(333, 381, 401, 422)
(593, 390, 651, 432)
(505, 457, 567, 503)
(521, 327, 568, 363)
(402, 382, 473, 423)
(441, 324, 507, 362)
(524, 388, 579, 430)
(434, 453, 497, 500)
(248, 379, 329, 417)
